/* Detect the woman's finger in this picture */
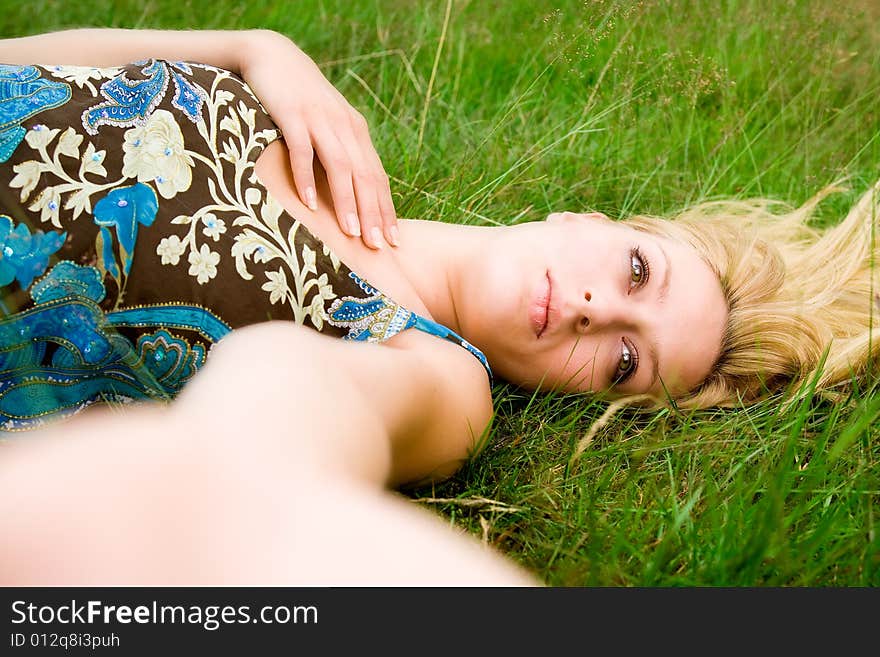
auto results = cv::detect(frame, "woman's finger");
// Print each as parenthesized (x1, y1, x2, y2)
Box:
(343, 116, 385, 249)
(281, 119, 318, 211)
(376, 169, 398, 246)
(352, 168, 385, 250)
(348, 109, 398, 246)
(311, 125, 361, 238)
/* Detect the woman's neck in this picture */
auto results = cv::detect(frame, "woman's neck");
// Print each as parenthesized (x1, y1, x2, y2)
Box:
(392, 218, 494, 335)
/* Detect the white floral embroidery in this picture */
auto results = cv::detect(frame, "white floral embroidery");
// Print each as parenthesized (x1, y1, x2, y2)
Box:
(261, 268, 288, 305)
(307, 273, 335, 331)
(157, 235, 186, 265)
(187, 243, 220, 284)
(315, 272, 335, 299)
(9, 161, 42, 202)
(245, 186, 261, 207)
(309, 293, 327, 330)
(64, 188, 93, 220)
(238, 100, 256, 130)
(56, 127, 83, 159)
(230, 196, 335, 326)
(47, 65, 123, 94)
(301, 243, 316, 275)
(122, 109, 194, 199)
(219, 111, 242, 139)
(28, 188, 62, 227)
(9, 125, 122, 227)
(322, 244, 341, 272)
(201, 213, 226, 241)
(25, 125, 58, 150)
(79, 143, 107, 179)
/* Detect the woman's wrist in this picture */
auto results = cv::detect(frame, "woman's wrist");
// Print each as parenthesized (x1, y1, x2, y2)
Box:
(237, 29, 299, 78)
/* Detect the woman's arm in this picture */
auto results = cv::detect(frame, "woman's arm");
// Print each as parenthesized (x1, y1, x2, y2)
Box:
(182, 321, 494, 488)
(0, 27, 251, 71)
(0, 325, 529, 585)
(0, 28, 398, 250)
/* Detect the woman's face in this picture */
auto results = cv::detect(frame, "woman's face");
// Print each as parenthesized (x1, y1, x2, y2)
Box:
(459, 212, 728, 400)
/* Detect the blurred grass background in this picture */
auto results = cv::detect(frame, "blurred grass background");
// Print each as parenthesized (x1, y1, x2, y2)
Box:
(5, 0, 878, 585)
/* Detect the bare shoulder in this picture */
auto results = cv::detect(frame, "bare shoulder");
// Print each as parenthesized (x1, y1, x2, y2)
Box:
(380, 329, 495, 488)
(206, 321, 494, 488)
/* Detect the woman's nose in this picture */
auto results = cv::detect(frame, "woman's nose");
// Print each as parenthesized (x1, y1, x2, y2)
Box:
(575, 290, 595, 334)
(576, 289, 628, 334)
(579, 291, 592, 331)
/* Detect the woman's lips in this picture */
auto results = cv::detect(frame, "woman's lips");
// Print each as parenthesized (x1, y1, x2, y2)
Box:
(530, 272, 552, 338)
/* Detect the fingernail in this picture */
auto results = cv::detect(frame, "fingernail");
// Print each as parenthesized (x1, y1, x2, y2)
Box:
(345, 213, 361, 237)
(388, 225, 400, 247)
(305, 187, 317, 210)
(370, 227, 383, 250)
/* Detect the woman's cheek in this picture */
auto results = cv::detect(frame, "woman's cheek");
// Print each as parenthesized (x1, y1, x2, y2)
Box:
(468, 259, 526, 332)
(547, 339, 603, 393)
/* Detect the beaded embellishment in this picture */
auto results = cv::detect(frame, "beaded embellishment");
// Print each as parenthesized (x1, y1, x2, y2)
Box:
(82, 60, 206, 135)
(328, 272, 492, 381)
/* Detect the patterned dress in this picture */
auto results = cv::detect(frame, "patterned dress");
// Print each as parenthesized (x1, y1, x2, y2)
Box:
(0, 59, 490, 431)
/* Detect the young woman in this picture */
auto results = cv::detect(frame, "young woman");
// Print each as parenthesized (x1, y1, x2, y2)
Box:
(0, 28, 877, 584)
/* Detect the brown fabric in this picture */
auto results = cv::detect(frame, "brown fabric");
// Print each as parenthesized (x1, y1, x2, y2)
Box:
(0, 60, 380, 428)
(2, 60, 365, 345)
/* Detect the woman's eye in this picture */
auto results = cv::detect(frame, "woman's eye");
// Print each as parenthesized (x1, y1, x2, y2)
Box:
(615, 340, 638, 383)
(629, 248, 650, 288)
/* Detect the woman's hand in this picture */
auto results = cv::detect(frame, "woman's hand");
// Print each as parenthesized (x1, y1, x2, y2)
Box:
(240, 30, 398, 249)
(0, 28, 397, 247)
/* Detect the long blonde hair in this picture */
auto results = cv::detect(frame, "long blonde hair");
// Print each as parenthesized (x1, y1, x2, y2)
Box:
(624, 179, 880, 409)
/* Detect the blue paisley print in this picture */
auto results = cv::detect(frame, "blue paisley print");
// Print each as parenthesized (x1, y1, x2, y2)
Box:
(0, 65, 71, 162)
(0, 265, 229, 429)
(30, 260, 106, 305)
(82, 60, 206, 135)
(136, 329, 206, 390)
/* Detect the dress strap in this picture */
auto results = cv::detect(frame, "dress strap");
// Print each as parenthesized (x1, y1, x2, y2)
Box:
(326, 271, 493, 384)
(411, 313, 493, 384)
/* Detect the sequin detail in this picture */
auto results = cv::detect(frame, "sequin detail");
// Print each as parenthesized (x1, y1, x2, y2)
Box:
(328, 272, 492, 382)
(81, 60, 206, 135)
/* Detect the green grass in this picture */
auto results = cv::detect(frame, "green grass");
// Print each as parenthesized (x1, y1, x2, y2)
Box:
(6, 0, 878, 586)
